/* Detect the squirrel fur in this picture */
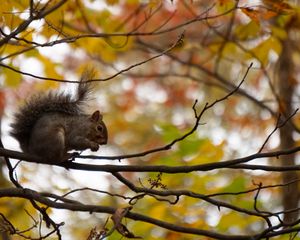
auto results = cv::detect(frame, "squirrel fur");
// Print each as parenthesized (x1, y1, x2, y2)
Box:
(10, 70, 108, 163)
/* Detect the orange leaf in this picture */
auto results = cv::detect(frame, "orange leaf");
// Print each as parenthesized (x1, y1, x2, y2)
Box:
(0, 91, 5, 117)
(263, 0, 293, 13)
(262, 9, 278, 20)
(241, 8, 260, 23)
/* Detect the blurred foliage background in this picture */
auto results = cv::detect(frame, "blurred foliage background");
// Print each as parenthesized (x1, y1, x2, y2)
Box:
(1, 0, 300, 239)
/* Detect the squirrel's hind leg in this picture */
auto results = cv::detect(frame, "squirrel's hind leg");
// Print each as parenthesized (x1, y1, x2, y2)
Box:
(28, 124, 67, 163)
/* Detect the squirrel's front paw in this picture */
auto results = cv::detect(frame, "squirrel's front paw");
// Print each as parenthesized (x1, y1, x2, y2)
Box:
(70, 152, 80, 160)
(90, 143, 99, 151)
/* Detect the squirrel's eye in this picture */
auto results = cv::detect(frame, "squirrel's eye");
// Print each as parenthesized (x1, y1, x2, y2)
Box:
(97, 125, 103, 132)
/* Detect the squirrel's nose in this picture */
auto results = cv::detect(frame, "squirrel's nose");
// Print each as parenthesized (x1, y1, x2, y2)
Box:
(99, 136, 107, 145)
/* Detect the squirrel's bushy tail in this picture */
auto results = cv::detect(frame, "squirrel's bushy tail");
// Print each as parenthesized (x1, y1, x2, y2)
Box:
(10, 70, 95, 151)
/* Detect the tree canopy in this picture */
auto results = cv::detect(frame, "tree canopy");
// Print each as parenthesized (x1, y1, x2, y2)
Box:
(1, 0, 300, 239)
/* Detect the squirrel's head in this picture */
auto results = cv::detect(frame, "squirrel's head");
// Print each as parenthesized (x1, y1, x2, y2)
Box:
(89, 110, 108, 145)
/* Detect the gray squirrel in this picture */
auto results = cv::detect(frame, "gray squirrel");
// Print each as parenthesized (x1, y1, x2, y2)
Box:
(10, 71, 108, 164)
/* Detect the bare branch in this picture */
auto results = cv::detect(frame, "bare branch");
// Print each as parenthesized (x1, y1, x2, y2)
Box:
(0, 33, 183, 83)
(258, 109, 299, 153)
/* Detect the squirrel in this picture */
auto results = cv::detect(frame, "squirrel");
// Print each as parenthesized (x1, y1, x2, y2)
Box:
(10, 70, 108, 164)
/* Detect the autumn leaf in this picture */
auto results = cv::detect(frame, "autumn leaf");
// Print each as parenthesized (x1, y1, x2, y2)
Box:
(263, 0, 293, 13)
(241, 7, 277, 23)
(2, 1, 300, 239)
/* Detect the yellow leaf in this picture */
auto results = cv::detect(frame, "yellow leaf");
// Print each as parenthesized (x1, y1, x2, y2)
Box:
(19, 29, 34, 43)
(79, 38, 117, 62)
(235, 21, 261, 40)
(189, 141, 224, 164)
(222, 42, 238, 56)
(148, 0, 162, 9)
(106, 0, 119, 5)
(248, 37, 282, 65)
(149, 204, 166, 220)
(0, 0, 25, 34)
(3, 65, 22, 87)
(35, 80, 60, 91)
(39, 56, 63, 81)
(271, 26, 288, 40)
(219, 0, 232, 6)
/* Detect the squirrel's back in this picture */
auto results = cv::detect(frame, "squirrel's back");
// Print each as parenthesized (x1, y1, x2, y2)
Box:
(10, 71, 94, 151)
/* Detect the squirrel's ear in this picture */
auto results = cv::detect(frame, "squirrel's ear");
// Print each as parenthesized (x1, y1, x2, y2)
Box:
(91, 110, 102, 122)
